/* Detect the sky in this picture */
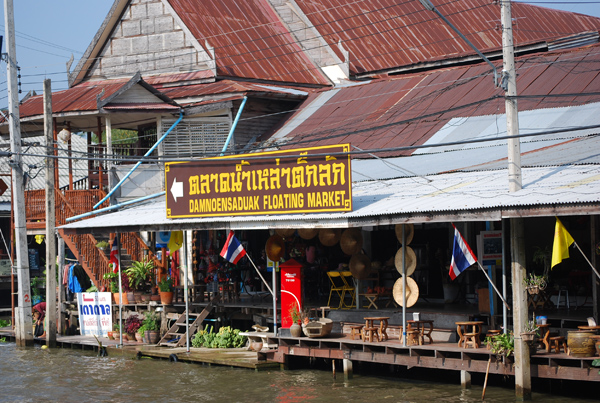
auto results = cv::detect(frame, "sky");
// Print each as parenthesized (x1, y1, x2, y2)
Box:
(0, 0, 600, 108)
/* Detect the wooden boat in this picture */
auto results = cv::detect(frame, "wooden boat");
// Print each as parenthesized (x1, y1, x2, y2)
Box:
(302, 318, 333, 338)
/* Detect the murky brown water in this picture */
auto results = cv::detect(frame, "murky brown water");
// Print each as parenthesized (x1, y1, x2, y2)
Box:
(0, 342, 596, 402)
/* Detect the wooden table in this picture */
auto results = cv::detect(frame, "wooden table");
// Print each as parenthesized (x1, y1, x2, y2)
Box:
(455, 321, 484, 348)
(537, 323, 551, 352)
(407, 320, 434, 344)
(364, 317, 390, 341)
(577, 325, 600, 333)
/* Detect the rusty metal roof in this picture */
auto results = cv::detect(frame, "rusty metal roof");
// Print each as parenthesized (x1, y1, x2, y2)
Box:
(266, 44, 600, 157)
(292, 0, 600, 76)
(167, 0, 330, 85)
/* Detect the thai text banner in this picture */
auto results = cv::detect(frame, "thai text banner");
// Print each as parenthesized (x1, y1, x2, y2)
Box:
(165, 144, 352, 218)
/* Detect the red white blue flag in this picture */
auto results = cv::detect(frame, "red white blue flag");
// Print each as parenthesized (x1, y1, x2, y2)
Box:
(109, 237, 119, 273)
(220, 231, 246, 264)
(449, 224, 477, 280)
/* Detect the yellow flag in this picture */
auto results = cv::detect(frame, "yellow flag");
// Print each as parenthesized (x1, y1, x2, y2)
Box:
(168, 231, 183, 252)
(551, 217, 574, 268)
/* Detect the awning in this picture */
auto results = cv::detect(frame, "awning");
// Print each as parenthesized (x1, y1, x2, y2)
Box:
(59, 164, 600, 236)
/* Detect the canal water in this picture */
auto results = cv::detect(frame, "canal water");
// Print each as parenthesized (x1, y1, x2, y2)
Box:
(0, 342, 595, 402)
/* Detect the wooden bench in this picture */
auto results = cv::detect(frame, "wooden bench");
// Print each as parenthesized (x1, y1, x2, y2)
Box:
(362, 326, 380, 342)
(463, 332, 480, 348)
(349, 325, 363, 340)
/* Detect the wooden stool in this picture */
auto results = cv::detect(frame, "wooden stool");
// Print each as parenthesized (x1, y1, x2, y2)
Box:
(405, 329, 422, 346)
(463, 332, 480, 349)
(349, 325, 363, 340)
(549, 336, 567, 353)
(362, 326, 380, 342)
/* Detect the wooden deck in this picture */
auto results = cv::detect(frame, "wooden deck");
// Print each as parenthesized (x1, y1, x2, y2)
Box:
(265, 332, 600, 383)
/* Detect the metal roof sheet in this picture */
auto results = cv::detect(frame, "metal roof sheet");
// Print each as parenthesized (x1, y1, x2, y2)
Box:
(167, 0, 330, 85)
(59, 164, 600, 232)
(267, 44, 600, 156)
(292, 0, 600, 76)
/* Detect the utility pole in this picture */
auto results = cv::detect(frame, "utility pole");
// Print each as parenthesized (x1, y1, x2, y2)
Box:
(501, 0, 530, 399)
(4, 0, 33, 346)
(44, 79, 57, 347)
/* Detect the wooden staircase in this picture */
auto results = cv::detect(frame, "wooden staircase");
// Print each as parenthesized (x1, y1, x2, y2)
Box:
(25, 188, 165, 289)
(159, 294, 220, 347)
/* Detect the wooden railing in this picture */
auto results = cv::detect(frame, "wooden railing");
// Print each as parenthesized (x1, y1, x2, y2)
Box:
(121, 232, 165, 280)
(25, 187, 163, 289)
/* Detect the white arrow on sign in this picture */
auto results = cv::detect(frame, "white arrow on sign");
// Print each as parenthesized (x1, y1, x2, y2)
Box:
(170, 177, 184, 202)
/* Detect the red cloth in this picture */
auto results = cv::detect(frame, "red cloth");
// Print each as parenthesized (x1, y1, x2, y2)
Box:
(171, 250, 180, 286)
(33, 302, 46, 320)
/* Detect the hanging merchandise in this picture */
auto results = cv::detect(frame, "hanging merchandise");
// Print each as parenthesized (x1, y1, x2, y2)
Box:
(35, 235, 45, 244)
(168, 231, 183, 252)
(156, 231, 171, 248)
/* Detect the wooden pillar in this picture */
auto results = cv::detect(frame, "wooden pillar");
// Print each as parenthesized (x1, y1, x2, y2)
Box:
(461, 370, 471, 389)
(343, 358, 353, 380)
(97, 117, 103, 191)
(67, 122, 73, 190)
(510, 217, 531, 400)
(57, 236, 65, 335)
(592, 216, 599, 323)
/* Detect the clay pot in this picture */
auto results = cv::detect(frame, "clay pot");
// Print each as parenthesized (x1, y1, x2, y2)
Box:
(568, 331, 595, 357)
(135, 333, 143, 343)
(145, 330, 160, 344)
(290, 323, 302, 337)
(159, 291, 174, 305)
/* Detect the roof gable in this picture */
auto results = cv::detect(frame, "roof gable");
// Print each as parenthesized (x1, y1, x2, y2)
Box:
(69, 0, 215, 87)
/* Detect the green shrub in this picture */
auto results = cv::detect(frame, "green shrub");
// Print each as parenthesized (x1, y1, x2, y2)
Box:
(192, 326, 247, 348)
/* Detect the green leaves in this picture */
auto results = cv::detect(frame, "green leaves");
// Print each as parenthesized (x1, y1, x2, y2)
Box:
(191, 326, 247, 349)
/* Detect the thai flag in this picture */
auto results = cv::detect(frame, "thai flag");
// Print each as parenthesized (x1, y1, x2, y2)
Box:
(109, 237, 119, 273)
(449, 224, 477, 280)
(220, 231, 246, 264)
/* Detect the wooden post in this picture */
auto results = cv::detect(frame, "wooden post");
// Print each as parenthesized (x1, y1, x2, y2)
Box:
(460, 370, 471, 389)
(510, 217, 531, 399)
(343, 358, 353, 380)
(57, 236, 65, 335)
(44, 79, 57, 347)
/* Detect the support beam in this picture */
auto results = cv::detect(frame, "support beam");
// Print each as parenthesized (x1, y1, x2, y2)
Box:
(461, 370, 471, 389)
(343, 359, 353, 381)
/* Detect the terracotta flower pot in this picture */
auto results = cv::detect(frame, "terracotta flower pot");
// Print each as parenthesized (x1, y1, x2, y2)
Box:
(159, 291, 174, 305)
(135, 333, 143, 343)
(145, 330, 160, 344)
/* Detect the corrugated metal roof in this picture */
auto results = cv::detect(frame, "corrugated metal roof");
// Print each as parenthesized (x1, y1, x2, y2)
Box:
(292, 0, 600, 76)
(167, 0, 330, 85)
(267, 44, 600, 157)
(58, 164, 600, 232)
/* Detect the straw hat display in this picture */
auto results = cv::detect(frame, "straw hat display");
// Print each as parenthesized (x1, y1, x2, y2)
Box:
(393, 277, 419, 307)
(275, 228, 295, 239)
(395, 223, 414, 245)
(318, 228, 342, 246)
(349, 254, 371, 280)
(340, 228, 363, 255)
(298, 228, 319, 240)
(394, 246, 417, 276)
(265, 234, 285, 261)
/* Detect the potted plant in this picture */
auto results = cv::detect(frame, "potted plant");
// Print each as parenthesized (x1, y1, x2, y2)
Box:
(521, 320, 539, 344)
(158, 277, 174, 305)
(141, 311, 161, 344)
(30, 276, 45, 306)
(125, 314, 143, 341)
(485, 331, 514, 359)
(289, 303, 302, 337)
(103, 272, 129, 304)
(96, 240, 110, 251)
(524, 273, 547, 295)
(126, 258, 154, 302)
(114, 323, 127, 341)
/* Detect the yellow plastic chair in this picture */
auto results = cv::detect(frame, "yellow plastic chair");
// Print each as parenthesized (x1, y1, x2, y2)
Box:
(327, 271, 346, 309)
(340, 271, 356, 309)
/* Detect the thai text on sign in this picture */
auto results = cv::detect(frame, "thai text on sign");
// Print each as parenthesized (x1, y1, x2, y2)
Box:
(165, 144, 352, 218)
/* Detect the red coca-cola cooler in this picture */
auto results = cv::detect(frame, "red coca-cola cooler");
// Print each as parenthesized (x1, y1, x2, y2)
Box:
(280, 259, 302, 328)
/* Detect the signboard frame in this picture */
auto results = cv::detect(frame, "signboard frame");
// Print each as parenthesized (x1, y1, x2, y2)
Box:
(165, 144, 352, 218)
